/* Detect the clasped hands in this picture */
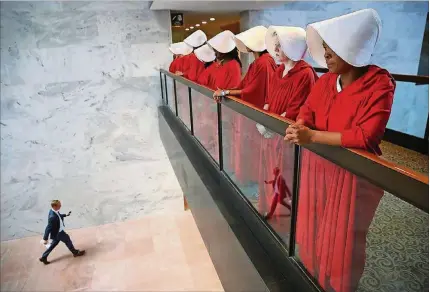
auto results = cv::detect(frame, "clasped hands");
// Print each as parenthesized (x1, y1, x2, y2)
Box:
(284, 119, 314, 145)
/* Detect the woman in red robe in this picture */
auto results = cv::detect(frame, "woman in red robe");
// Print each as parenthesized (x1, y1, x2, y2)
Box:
(168, 42, 192, 73)
(258, 26, 318, 221)
(191, 44, 218, 159)
(203, 30, 242, 167)
(285, 9, 395, 292)
(179, 30, 207, 82)
(213, 26, 277, 186)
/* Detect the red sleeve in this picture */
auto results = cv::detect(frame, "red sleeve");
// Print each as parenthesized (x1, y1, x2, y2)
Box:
(284, 69, 317, 120)
(341, 85, 394, 154)
(297, 87, 318, 128)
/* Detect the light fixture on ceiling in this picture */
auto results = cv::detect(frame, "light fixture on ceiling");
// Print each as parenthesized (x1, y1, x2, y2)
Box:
(210, 18, 215, 21)
(195, 24, 200, 27)
(185, 28, 189, 31)
(202, 21, 207, 24)
(190, 26, 194, 29)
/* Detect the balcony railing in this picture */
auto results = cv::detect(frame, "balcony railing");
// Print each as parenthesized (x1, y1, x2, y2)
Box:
(159, 68, 429, 292)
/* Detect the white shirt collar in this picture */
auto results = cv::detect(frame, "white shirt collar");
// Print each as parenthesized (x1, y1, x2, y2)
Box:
(336, 75, 342, 92)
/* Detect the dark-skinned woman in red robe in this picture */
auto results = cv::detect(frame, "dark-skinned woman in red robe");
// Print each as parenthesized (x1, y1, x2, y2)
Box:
(258, 26, 318, 223)
(204, 30, 242, 166)
(213, 26, 277, 186)
(285, 9, 395, 292)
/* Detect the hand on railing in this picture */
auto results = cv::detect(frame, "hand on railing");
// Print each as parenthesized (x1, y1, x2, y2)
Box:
(175, 71, 184, 76)
(285, 119, 313, 145)
(213, 89, 229, 103)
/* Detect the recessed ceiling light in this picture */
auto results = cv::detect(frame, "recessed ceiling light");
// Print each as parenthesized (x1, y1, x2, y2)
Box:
(195, 24, 200, 27)
(202, 21, 207, 24)
(210, 18, 215, 21)
(190, 26, 194, 29)
(185, 28, 189, 31)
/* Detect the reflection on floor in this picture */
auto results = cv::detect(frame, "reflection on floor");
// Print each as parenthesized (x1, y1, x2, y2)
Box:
(380, 141, 429, 175)
(0, 212, 223, 292)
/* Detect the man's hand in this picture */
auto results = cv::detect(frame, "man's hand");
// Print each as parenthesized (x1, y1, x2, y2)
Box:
(41, 239, 48, 245)
(67, 211, 72, 216)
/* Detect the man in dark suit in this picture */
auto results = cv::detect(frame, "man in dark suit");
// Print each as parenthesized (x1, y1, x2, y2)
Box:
(39, 200, 85, 265)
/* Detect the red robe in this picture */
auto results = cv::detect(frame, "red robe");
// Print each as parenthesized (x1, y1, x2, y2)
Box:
(295, 65, 395, 292)
(179, 54, 192, 75)
(183, 53, 206, 82)
(197, 63, 216, 87)
(233, 54, 277, 184)
(206, 59, 242, 90)
(258, 61, 318, 220)
(169, 56, 183, 73)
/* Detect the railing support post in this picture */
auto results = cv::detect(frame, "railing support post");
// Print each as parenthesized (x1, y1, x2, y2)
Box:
(288, 144, 302, 256)
(173, 79, 178, 116)
(217, 102, 223, 171)
(189, 87, 194, 135)
(164, 74, 168, 106)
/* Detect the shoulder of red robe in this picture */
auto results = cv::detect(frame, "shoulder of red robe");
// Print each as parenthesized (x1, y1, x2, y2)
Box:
(362, 65, 396, 92)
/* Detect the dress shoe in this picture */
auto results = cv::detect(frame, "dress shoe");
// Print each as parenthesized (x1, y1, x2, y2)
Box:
(73, 250, 86, 257)
(39, 257, 50, 265)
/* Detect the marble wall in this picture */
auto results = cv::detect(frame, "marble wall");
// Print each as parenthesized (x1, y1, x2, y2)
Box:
(243, 1, 429, 138)
(0, 1, 184, 241)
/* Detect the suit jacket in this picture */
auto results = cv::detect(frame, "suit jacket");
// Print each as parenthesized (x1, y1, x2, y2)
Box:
(271, 174, 290, 199)
(43, 210, 67, 240)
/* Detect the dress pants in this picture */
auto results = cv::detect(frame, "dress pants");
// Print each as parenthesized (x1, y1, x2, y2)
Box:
(42, 231, 77, 259)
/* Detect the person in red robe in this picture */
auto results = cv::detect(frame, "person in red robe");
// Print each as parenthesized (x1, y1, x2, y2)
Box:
(177, 30, 207, 82)
(284, 9, 395, 292)
(168, 42, 192, 73)
(190, 44, 218, 159)
(258, 26, 318, 221)
(213, 27, 277, 186)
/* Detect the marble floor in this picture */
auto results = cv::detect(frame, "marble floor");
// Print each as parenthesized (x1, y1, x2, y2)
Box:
(0, 211, 224, 292)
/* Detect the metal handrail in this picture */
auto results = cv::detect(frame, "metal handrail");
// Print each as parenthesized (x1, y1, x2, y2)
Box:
(160, 69, 429, 212)
(314, 67, 429, 85)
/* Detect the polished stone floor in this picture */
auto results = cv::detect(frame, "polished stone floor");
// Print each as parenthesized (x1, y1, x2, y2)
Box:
(0, 211, 223, 292)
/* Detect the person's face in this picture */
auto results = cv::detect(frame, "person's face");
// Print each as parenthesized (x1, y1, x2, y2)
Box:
(274, 40, 288, 63)
(53, 202, 61, 211)
(323, 42, 352, 74)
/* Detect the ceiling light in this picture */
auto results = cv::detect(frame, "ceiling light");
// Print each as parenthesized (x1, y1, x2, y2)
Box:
(190, 26, 194, 29)
(185, 28, 189, 31)
(202, 21, 207, 24)
(195, 24, 200, 27)
(210, 18, 215, 21)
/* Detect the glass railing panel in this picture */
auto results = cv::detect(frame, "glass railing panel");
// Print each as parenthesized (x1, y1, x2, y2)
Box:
(191, 89, 219, 163)
(295, 148, 429, 292)
(221, 105, 295, 247)
(387, 82, 429, 138)
(166, 76, 175, 113)
(176, 83, 191, 130)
